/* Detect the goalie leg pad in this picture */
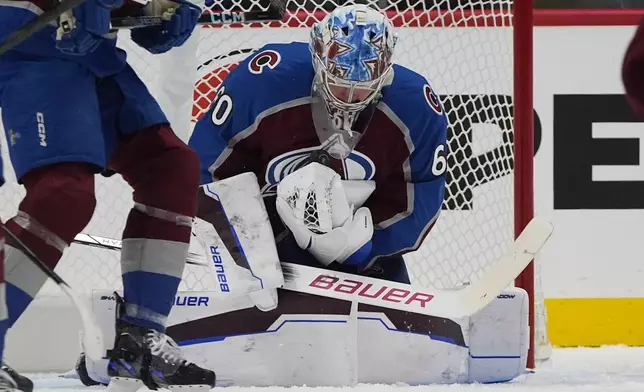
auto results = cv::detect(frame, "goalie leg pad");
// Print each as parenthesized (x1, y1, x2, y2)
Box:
(4, 162, 96, 326)
(467, 287, 529, 383)
(195, 172, 284, 310)
(109, 124, 200, 330)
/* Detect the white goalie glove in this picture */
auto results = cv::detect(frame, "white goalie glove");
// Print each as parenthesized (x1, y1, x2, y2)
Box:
(276, 162, 376, 268)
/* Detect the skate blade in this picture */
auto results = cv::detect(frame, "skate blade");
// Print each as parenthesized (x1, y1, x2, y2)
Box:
(106, 377, 146, 392)
(108, 377, 214, 392)
(168, 385, 213, 392)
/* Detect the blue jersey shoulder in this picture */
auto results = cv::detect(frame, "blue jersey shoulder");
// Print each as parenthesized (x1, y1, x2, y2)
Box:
(379, 65, 448, 179)
(380, 65, 447, 143)
(218, 42, 315, 126)
(190, 42, 315, 183)
(368, 66, 448, 261)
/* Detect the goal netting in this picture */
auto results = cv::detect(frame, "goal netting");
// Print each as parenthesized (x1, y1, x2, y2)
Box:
(0, 0, 550, 369)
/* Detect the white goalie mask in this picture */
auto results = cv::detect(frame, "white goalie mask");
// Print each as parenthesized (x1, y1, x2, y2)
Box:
(309, 5, 397, 130)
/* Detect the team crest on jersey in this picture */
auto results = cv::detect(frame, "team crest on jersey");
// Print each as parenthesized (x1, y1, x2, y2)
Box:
(262, 146, 376, 195)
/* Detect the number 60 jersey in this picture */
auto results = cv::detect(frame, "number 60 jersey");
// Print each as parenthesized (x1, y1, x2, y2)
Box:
(189, 41, 448, 268)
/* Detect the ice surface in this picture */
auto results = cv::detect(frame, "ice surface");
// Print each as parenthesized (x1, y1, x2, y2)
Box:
(28, 346, 644, 392)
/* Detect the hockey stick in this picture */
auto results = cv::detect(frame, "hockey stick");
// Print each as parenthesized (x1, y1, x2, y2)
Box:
(0, 0, 87, 55)
(2, 225, 105, 361)
(277, 217, 553, 319)
(0, 0, 286, 55)
(73, 233, 205, 266)
(71, 217, 553, 319)
(111, 0, 287, 29)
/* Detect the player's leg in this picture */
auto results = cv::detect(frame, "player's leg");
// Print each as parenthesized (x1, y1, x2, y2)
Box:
(0, 160, 10, 390)
(0, 218, 15, 391)
(0, 226, 27, 392)
(0, 57, 102, 353)
(98, 65, 215, 390)
(109, 124, 197, 331)
(0, 158, 34, 392)
(0, 58, 102, 390)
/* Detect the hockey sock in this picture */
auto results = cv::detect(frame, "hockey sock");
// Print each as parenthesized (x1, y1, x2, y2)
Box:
(0, 318, 7, 364)
(4, 163, 96, 326)
(4, 227, 62, 327)
(120, 208, 190, 332)
(110, 125, 198, 332)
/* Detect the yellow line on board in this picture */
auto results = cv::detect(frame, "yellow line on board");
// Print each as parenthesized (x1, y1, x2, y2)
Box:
(546, 298, 644, 347)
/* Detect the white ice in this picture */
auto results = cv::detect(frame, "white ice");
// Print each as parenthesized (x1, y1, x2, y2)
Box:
(28, 346, 644, 392)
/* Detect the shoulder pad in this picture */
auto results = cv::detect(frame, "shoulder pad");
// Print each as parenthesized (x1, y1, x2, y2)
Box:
(222, 42, 315, 115)
(379, 65, 447, 142)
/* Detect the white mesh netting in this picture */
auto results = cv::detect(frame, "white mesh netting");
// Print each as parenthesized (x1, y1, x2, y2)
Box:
(0, 0, 549, 358)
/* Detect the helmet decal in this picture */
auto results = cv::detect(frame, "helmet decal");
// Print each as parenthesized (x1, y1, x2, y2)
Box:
(310, 4, 397, 114)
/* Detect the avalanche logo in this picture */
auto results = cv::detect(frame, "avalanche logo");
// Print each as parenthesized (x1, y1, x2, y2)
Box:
(262, 146, 376, 196)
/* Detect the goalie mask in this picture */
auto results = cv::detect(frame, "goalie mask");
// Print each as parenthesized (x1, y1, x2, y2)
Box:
(309, 4, 397, 157)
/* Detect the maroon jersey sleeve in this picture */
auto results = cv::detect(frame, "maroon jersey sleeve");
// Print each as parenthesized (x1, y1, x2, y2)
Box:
(623, 17, 644, 115)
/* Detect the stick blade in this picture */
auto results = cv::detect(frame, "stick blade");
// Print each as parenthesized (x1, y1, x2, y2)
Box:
(61, 284, 105, 361)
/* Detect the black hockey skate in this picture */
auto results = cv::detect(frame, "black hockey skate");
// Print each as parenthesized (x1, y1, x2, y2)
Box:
(106, 293, 215, 392)
(1, 364, 32, 392)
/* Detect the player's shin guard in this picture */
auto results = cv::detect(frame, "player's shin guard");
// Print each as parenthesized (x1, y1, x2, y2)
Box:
(4, 163, 96, 327)
(118, 207, 192, 331)
(110, 125, 199, 332)
(0, 227, 33, 392)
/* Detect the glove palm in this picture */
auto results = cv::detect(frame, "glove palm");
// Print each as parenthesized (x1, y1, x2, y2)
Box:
(276, 162, 375, 270)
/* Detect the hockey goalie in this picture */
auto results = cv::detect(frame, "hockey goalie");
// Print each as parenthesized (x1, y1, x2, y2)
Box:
(80, 4, 530, 387)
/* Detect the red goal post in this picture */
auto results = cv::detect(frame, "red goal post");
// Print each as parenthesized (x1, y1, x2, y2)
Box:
(512, 0, 537, 370)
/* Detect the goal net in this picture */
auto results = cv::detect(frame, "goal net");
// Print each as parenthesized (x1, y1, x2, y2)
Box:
(0, 0, 550, 371)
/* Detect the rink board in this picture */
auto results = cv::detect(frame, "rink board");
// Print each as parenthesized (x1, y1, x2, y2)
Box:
(546, 298, 644, 347)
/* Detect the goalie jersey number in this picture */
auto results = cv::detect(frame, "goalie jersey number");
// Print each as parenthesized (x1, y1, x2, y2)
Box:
(211, 87, 233, 126)
(210, 50, 282, 126)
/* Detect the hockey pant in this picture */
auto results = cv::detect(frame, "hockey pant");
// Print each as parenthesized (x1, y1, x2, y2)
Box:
(0, 56, 200, 332)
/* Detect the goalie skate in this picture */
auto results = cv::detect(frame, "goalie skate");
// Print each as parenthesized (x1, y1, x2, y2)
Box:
(106, 294, 215, 392)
